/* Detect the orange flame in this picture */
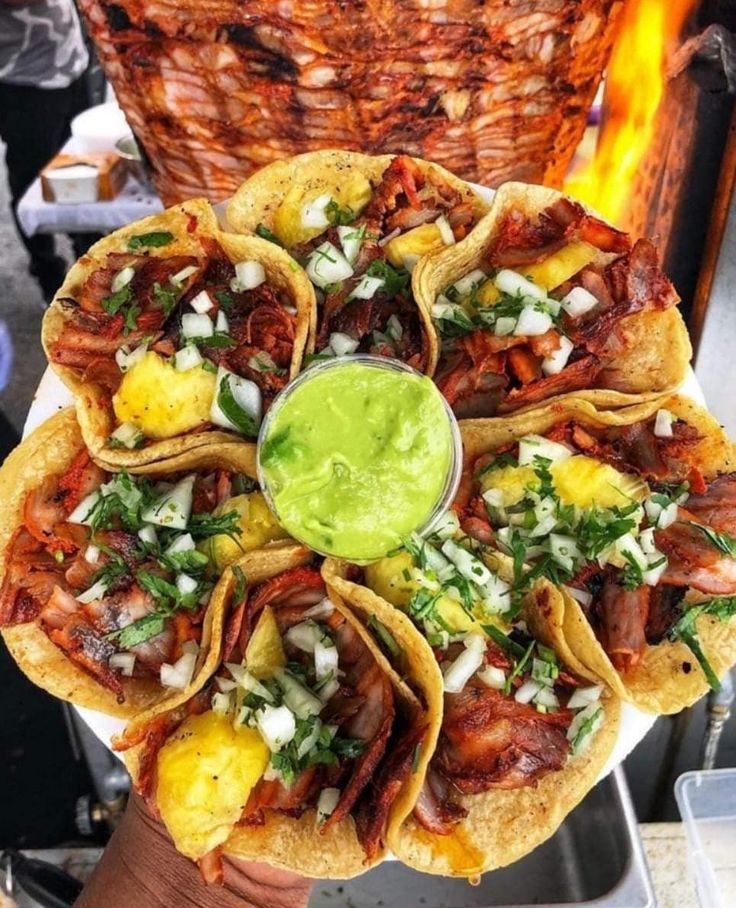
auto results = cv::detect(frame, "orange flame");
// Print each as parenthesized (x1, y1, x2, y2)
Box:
(565, 0, 697, 224)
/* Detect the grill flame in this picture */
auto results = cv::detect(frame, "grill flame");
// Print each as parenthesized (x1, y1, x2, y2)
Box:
(565, 0, 697, 224)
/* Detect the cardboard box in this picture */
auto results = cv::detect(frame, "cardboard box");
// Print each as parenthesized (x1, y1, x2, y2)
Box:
(41, 153, 128, 203)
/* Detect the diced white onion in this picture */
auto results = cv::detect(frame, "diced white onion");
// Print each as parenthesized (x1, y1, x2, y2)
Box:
(515, 679, 543, 704)
(111, 265, 135, 293)
(435, 215, 455, 246)
(567, 685, 603, 710)
(314, 638, 338, 682)
(442, 633, 486, 693)
(233, 260, 266, 291)
(225, 663, 275, 703)
(216, 676, 237, 693)
(210, 365, 262, 434)
(337, 225, 363, 265)
(549, 534, 581, 573)
(560, 286, 598, 318)
(518, 434, 572, 466)
(76, 578, 109, 604)
(190, 290, 214, 314)
(296, 718, 323, 760)
(431, 301, 456, 320)
(430, 509, 460, 540)
(165, 533, 195, 555)
(386, 314, 403, 341)
(68, 492, 102, 525)
(171, 264, 198, 286)
(329, 332, 359, 356)
(477, 664, 506, 690)
(565, 585, 593, 608)
(349, 274, 384, 300)
(176, 573, 198, 596)
(440, 539, 492, 586)
(305, 242, 354, 289)
(109, 653, 136, 677)
(275, 668, 323, 719)
(215, 310, 229, 333)
(644, 498, 678, 530)
(541, 335, 574, 376)
(109, 422, 144, 449)
(316, 787, 341, 825)
(211, 691, 233, 715)
(141, 475, 195, 530)
(452, 269, 487, 298)
(160, 651, 197, 690)
(300, 193, 332, 230)
(138, 525, 157, 546)
(567, 702, 603, 753)
(534, 686, 559, 709)
(84, 545, 100, 565)
(256, 704, 296, 751)
(642, 555, 668, 587)
(181, 312, 213, 339)
(182, 639, 199, 656)
(613, 533, 648, 572)
(402, 253, 421, 273)
(494, 316, 516, 337)
(654, 409, 674, 438)
(285, 621, 323, 654)
(514, 306, 553, 337)
(480, 573, 511, 614)
(174, 345, 203, 372)
(638, 528, 656, 555)
(494, 269, 546, 302)
(303, 597, 335, 620)
(318, 677, 340, 702)
(115, 342, 148, 373)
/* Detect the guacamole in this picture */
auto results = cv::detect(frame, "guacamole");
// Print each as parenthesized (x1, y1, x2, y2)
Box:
(258, 360, 455, 560)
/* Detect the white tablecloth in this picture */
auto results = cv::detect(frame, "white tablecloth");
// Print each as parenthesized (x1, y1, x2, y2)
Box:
(16, 134, 163, 237)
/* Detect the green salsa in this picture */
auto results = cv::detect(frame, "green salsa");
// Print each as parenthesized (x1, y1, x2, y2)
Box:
(259, 361, 455, 560)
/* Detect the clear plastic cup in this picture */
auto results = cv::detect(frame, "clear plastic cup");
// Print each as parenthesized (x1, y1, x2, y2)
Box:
(257, 354, 462, 562)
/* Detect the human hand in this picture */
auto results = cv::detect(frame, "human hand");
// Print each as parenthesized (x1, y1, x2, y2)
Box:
(74, 793, 313, 908)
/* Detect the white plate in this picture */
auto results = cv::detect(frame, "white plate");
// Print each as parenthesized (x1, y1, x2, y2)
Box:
(21, 181, 706, 778)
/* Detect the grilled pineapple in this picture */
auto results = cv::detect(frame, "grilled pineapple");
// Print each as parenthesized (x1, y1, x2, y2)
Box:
(208, 493, 290, 571)
(384, 223, 445, 268)
(244, 606, 286, 680)
(273, 173, 372, 248)
(156, 711, 269, 860)
(112, 351, 216, 440)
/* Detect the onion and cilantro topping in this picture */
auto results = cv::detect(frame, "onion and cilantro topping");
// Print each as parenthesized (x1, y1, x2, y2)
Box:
(66, 471, 243, 658)
(216, 617, 366, 789)
(480, 440, 678, 593)
(389, 520, 603, 751)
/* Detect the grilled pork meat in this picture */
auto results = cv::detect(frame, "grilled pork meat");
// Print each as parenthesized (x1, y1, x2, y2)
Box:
(76, 0, 622, 203)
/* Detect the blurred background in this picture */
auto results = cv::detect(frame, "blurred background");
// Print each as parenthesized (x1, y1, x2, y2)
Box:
(0, 1, 735, 905)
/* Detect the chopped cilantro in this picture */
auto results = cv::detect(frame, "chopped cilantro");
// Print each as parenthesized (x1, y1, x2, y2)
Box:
(325, 199, 355, 226)
(127, 231, 174, 250)
(668, 596, 736, 690)
(255, 223, 283, 246)
(101, 286, 132, 315)
(366, 259, 410, 298)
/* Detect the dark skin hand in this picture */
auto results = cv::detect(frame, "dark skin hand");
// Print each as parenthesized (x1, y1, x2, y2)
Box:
(74, 793, 313, 908)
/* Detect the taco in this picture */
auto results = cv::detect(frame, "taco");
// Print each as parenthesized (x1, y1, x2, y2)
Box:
(323, 529, 619, 879)
(414, 182, 691, 417)
(42, 198, 315, 469)
(117, 553, 438, 881)
(459, 394, 736, 714)
(0, 409, 291, 718)
(227, 150, 488, 372)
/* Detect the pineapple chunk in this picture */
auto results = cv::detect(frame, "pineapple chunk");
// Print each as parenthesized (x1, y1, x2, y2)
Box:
(551, 455, 648, 509)
(365, 552, 479, 634)
(244, 605, 286, 679)
(522, 241, 598, 291)
(156, 712, 268, 860)
(365, 551, 418, 608)
(384, 223, 445, 268)
(474, 279, 500, 307)
(480, 464, 539, 507)
(112, 351, 216, 440)
(208, 493, 290, 571)
(273, 173, 372, 248)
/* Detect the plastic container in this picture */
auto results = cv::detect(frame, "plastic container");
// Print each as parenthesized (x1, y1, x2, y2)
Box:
(257, 354, 462, 562)
(675, 768, 736, 908)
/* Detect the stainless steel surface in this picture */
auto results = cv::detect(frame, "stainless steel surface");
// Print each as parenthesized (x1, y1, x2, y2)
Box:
(700, 671, 734, 770)
(309, 768, 654, 908)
